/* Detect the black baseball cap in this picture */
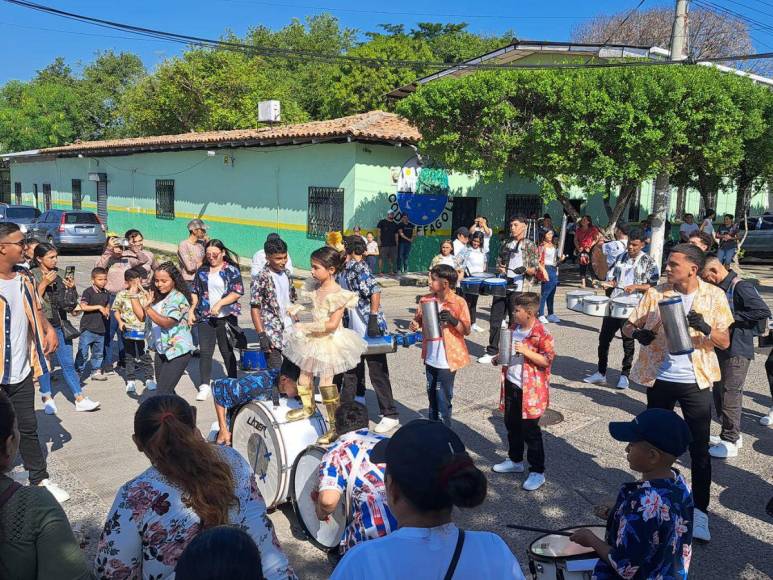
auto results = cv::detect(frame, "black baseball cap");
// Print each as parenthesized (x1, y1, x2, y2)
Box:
(370, 419, 467, 491)
(609, 409, 692, 457)
(455, 227, 470, 238)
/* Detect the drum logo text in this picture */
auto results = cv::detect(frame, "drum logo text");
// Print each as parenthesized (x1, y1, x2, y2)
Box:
(247, 415, 267, 433)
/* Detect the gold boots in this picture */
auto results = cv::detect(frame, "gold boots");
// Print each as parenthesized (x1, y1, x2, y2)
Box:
(286, 381, 315, 422)
(317, 384, 340, 445)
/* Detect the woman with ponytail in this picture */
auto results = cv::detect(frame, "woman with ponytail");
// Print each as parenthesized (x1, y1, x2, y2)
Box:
(94, 395, 295, 580)
(332, 419, 524, 580)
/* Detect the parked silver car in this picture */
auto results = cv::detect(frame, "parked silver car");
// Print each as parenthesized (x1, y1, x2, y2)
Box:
(740, 213, 773, 259)
(29, 210, 106, 250)
(0, 204, 41, 231)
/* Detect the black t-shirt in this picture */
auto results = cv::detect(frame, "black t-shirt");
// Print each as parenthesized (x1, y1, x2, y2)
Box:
(397, 223, 415, 245)
(377, 219, 399, 247)
(79, 286, 110, 333)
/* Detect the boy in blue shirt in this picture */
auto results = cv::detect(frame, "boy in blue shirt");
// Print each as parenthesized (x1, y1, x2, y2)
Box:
(571, 409, 694, 579)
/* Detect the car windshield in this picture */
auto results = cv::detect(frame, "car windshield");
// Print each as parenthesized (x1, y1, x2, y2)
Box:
(64, 213, 99, 224)
(6, 207, 39, 220)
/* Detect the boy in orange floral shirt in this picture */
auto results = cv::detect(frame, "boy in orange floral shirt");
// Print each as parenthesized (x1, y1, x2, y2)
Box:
(409, 264, 471, 429)
(492, 292, 555, 491)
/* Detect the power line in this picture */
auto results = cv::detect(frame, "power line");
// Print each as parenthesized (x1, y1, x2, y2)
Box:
(584, 0, 646, 64)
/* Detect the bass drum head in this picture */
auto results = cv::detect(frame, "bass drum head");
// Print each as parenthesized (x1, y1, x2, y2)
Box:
(590, 243, 608, 280)
(291, 445, 347, 552)
(528, 525, 605, 561)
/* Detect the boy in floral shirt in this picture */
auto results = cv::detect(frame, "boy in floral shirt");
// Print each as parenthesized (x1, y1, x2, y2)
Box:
(112, 268, 155, 395)
(570, 409, 694, 580)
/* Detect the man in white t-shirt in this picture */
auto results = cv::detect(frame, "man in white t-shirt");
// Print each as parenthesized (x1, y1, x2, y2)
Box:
(251, 233, 294, 277)
(602, 223, 628, 268)
(452, 227, 469, 257)
(679, 213, 699, 242)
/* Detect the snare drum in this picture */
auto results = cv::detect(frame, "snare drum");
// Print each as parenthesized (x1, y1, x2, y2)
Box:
(240, 343, 268, 371)
(364, 335, 397, 355)
(582, 296, 610, 318)
(610, 294, 641, 320)
(482, 278, 508, 297)
(528, 526, 605, 580)
(123, 328, 145, 341)
(460, 277, 484, 295)
(566, 290, 593, 312)
(291, 445, 347, 552)
(231, 399, 327, 508)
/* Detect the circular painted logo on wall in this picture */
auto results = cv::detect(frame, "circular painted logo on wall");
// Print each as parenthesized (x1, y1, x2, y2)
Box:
(395, 157, 451, 228)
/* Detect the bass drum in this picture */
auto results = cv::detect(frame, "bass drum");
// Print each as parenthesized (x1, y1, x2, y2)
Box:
(590, 243, 608, 281)
(231, 399, 327, 509)
(528, 525, 605, 580)
(291, 445, 347, 552)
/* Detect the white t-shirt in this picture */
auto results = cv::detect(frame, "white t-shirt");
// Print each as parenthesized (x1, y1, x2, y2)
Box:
(542, 246, 557, 267)
(507, 242, 525, 291)
(658, 289, 698, 383)
(332, 523, 525, 580)
(701, 219, 714, 236)
(270, 270, 294, 329)
(506, 327, 530, 387)
(464, 248, 487, 275)
(424, 336, 449, 370)
(435, 255, 456, 269)
(366, 241, 379, 256)
(207, 271, 226, 317)
(0, 276, 30, 384)
(251, 250, 294, 277)
(602, 239, 627, 267)
(679, 222, 699, 239)
(452, 239, 467, 257)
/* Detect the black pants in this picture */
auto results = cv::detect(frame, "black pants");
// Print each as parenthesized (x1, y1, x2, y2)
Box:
(341, 354, 398, 419)
(713, 355, 751, 444)
(487, 293, 514, 355)
(648, 380, 712, 511)
(1, 374, 48, 484)
(766, 350, 773, 399)
(153, 352, 192, 395)
(124, 338, 154, 382)
(267, 347, 301, 383)
(597, 316, 635, 376)
(197, 316, 238, 386)
(504, 380, 545, 473)
(464, 293, 479, 325)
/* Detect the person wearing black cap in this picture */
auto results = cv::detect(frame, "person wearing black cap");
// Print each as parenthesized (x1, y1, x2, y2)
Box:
(331, 419, 525, 580)
(452, 227, 470, 256)
(570, 409, 694, 579)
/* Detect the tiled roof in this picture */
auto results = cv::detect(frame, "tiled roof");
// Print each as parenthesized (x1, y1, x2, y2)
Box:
(38, 111, 421, 156)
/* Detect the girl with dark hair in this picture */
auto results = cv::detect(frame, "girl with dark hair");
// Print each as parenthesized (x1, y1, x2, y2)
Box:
(190, 239, 244, 402)
(0, 391, 89, 579)
(131, 262, 194, 395)
(175, 525, 264, 580)
(31, 243, 100, 413)
(283, 246, 367, 444)
(459, 232, 488, 332)
(700, 209, 716, 237)
(94, 395, 294, 579)
(331, 420, 523, 580)
(537, 229, 564, 324)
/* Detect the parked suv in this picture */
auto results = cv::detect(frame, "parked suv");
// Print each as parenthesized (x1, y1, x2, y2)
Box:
(0, 204, 41, 231)
(29, 210, 106, 250)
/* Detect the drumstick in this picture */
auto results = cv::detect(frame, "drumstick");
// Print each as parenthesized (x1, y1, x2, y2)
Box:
(506, 524, 574, 537)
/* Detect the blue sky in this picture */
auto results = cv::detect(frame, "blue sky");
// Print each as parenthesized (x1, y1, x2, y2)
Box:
(0, 0, 746, 83)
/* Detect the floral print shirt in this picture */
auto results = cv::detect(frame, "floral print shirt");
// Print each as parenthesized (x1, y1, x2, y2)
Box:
(413, 291, 471, 372)
(149, 290, 194, 360)
(337, 259, 387, 334)
(250, 266, 297, 350)
(496, 238, 539, 288)
(318, 429, 397, 554)
(628, 279, 734, 390)
(94, 446, 295, 580)
(593, 470, 693, 580)
(192, 263, 244, 318)
(112, 290, 147, 333)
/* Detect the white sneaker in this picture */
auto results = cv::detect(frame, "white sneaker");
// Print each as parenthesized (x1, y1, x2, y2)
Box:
(615, 375, 630, 390)
(693, 508, 711, 542)
(40, 479, 70, 503)
(354, 395, 366, 405)
(145, 380, 157, 392)
(709, 435, 743, 449)
(493, 459, 525, 474)
(547, 314, 561, 323)
(522, 472, 546, 491)
(760, 408, 773, 426)
(471, 323, 485, 333)
(196, 384, 211, 401)
(374, 417, 400, 434)
(538, 316, 549, 324)
(90, 371, 107, 381)
(75, 397, 100, 412)
(125, 381, 137, 394)
(709, 440, 739, 458)
(43, 398, 58, 415)
(583, 371, 607, 385)
(478, 354, 495, 364)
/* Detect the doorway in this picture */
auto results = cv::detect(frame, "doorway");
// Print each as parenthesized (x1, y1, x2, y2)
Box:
(451, 197, 478, 234)
(96, 180, 108, 226)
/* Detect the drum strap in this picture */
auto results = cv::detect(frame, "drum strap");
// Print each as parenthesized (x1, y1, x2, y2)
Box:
(443, 529, 466, 580)
(345, 447, 369, 523)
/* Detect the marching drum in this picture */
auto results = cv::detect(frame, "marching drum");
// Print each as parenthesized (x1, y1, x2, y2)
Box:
(240, 343, 268, 371)
(581, 296, 610, 318)
(566, 290, 593, 312)
(482, 278, 508, 297)
(364, 335, 397, 355)
(123, 329, 145, 341)
(231, 399, 326, 508)
(609, 294, 640, 320)
(460, 277, 484, 295)
(528, 526, 605, 580)
(291, 445, 347, 552)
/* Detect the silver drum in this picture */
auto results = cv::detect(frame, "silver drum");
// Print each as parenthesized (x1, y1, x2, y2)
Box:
(566, 290, 593, 312)
(610, 295, 641, 320)
(582, 296, 610, 317)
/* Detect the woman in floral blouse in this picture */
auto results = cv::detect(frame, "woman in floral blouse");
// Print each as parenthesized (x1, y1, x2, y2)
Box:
(130, 263, 194, 395)
(94, 395, 295, 580)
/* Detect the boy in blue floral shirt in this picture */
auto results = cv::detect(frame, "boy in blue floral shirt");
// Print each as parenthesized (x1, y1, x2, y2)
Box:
(571, 409, 694, 579)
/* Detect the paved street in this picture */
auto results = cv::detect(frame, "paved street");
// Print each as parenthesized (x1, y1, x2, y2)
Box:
(16, 250, 773, 579)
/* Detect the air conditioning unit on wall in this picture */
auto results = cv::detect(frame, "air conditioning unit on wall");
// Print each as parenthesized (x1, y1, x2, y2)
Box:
(258, 100, 281, 123)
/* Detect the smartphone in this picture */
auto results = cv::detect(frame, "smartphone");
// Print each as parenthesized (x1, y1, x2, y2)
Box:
(64, 266, 75, 279)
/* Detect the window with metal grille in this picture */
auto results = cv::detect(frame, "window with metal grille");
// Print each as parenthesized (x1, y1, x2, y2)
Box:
(14, 182, 21, 205)
(155, 179, 175, 220)
(504, 194, 542, 227)
(307, 187, 344, 239)
(0, 172, 10, 205)
(71, 179, 82, 210)
(42, 183, 52, 211)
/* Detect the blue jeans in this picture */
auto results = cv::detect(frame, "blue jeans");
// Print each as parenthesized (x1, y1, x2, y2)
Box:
(39, 326, 82, 398)
(538, 266, 559, 317)
(75, 330, 105, 375)
(365, 255, 378, 274)
(426, 365, 456, 428)
(718, 246, 736, 265)
(397, 243, 412, 273)
(103, 293, 125, 367)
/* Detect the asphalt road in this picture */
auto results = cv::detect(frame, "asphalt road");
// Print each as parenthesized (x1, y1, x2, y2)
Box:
(13, 250, 773, 579)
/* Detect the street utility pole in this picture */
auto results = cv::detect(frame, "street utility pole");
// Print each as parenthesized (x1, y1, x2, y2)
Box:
(649, 0, 689, 269)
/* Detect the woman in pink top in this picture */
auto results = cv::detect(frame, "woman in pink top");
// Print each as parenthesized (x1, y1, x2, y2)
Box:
(573, 215, 602, 288)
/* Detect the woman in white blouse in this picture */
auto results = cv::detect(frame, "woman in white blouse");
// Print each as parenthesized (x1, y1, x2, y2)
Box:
(699, 209, 716, 237)
(460, 233, 488, 333)
(94, 395, 295, 580)
(537, 229, 563, 324)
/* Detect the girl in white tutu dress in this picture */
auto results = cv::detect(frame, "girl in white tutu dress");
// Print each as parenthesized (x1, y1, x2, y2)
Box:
(283, 246, 367, 443)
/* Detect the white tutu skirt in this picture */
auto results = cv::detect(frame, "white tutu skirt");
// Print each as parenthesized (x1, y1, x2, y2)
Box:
(283, 326, 367, 378)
